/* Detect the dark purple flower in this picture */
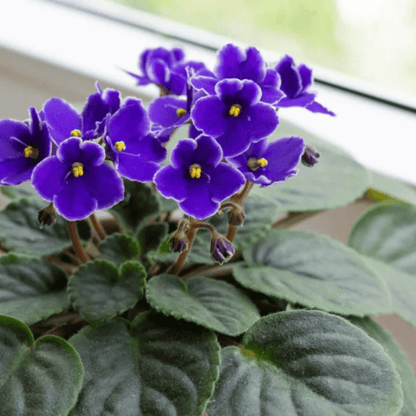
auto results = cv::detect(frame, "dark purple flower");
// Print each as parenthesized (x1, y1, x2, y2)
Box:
(154, 135, 245, 220)
(229, 136, 305, 187)
(211, 231, 235, 263)
(126, 47, 206, 95)
(41, 83, 121, 145)
(0, 108, 51, 185)
(104, 98, 166, 182)
(191, 79, 279, 157)
(191, 44, 284, 105)
(301, 145, 320, 167)
(32, 137, 124, 221)
(275, 55, 335, 116)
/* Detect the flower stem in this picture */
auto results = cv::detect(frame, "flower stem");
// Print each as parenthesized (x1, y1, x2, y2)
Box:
(66, 221, 89, 264)
(90, 213, 106, 241)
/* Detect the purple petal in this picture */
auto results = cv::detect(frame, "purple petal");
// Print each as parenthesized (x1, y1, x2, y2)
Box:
(116, 153, 161, 182)
(245, 103, 279, 140)
(260, 87, 285, 105)
(170, 139, 197, 169)
(101, 89, 121, 113)
(168, 71, 186, 95)
(191, 96, 228, 138)
(56, 137, 104, 166)
(42, 98, 81, 145)
(136, 133, 167, 163)
(215, 119, 252, 158)
(81, 92, 110, 135)
(148, 96, 188, 126)
(139, 49, 151, 74)
(125, 70, 151, 86)
(154, 165, 188, 201)
(0, 120, 31, 162)
(275, 55, 302, 98)
(193, 135, 223, 167)
(172, 48, 185, 63)
(83, 163, 124, 209)
(215, 44, 245, 79)
(298, 64, 313, 90)
(54, 176, 98, 221)
(277, 93, 316, 108)
(147, 59, 170, 86)
(28, 108, 51, 161)
(31, 156, 68, 200)
(306, 101, 336, 116)
(263, 69, 280, 88)
(79, 140, 106, 166)
(148, 48, 175, 67)
(0, 157, 33, 185)
(206, 163, 245, 202)
(216, 79, 262, 107)
(190, 76, 217, 96)
(239, 47, 266, 83)
(189, 124, 202, 139)
(179, 182, 219, 220)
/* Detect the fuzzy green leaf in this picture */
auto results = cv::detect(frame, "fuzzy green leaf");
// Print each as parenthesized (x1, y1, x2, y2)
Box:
(350, 317, 416, 416)
(137, 222, 169, 254)
(0, 254, 69, 324)
(99, 233, 141, 267)
(207, 310, 403, 416)
(69, 312, 220, 416)
(0, 198, 91, 256)
(110, 179, 160, 233)
(0, 315, 84, 416)
(146, 274, 260, 336)
(1, 182, 39, 200)
(68, 260, 146, 325)
(234, 229, 391, 316)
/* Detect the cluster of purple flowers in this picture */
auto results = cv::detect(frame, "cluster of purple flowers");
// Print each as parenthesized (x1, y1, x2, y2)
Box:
(0, 44, 333, 222)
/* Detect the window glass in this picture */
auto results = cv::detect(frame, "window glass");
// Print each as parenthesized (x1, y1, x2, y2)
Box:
(112, 0, 416, 97)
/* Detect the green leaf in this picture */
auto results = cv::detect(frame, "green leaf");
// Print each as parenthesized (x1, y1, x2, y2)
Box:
(207, 310, 403, 416)
(0, 198, 91, 256)
(0, 254, 70, 324)
(110, 179, 160, 233)
(99, 233, 141, 267)
(234, 229, 391, 316)
(68, 260, 146, 325)
(146, 274, 260, 336)
(0, 315, 84, 416)
(1, 182, 39, 200)
(367, 170, 416, 205)
(69, 312, 220, 416)
(137, 222, 169, 254)
(350, 317, 416, 416)
(250, 129, 370, 212)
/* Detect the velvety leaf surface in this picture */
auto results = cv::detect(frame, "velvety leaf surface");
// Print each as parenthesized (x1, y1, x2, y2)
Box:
(68, 260, 146, 325)
(146, 274, 260, 335)
(99, 233, 141, 267)
(0, 315, 84, 416)
(1, 182, 39, 200)
(137, 222, 169, 254)
(110, 179, 160, 233)
(250, 123, 370, 212)
(367, 170, 416, 205)
(0, 198, 91, 256)
(234, 229, 391, 316)
(207, 310, 403, 416)
(0, 254, 69, 324)
(350, 316, 416, 416)
(69, 313, 220, 416)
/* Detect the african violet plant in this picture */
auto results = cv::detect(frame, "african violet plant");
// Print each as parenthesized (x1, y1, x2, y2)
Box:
(0, 43, 415, 416)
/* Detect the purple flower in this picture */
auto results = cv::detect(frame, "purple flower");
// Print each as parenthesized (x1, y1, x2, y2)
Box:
(126, 47, 206, 96)
(211, 232, 235, 263)
(154, 135, 245, 220)
(191, 79, 279, 157)
(41, 83, 121, 145)
(301, 145, 320, 167)
(0, 108, 51, 185)
(229, 136, 305, 187)
(191, 44, 284, 105)
(32, 137, 124, 221)
(275, 55, 335, 116)
(104, 98, 166, 182)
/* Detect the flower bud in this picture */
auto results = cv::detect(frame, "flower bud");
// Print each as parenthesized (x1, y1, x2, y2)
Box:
(38, 203, 56, 228)
(301, 146, 320, 167)
(228, 205, 245, 226)
(169, 230, 189, 253)
(211, 232, 235, 264)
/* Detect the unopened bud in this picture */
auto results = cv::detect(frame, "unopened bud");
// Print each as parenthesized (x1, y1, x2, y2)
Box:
(228, 206, 245, 226)
(301, 146, 320, 167)
(211, 232, 235, 264)
(169, 230, 189, 253)
(38, 203, 56, 228)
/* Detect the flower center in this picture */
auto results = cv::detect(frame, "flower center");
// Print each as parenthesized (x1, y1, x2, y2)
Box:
(247, 157, 268, 171)
(24, 146, 39, 159)
(72, 162, 84, 178)
(176, 108, 187, 118)
(115, 141, 126, 152)
(70, 129, 82, 137)
(189, 163, 202, 179)
(229, 104, 242, 117)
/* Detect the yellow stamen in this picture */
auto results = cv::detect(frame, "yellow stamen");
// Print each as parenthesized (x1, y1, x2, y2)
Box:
(247, 157, 268, 171)
(72, 162, 84, 178)
(115, 141, 126, 152)
(176, 108, 187, 118)
(24, 146, 39, 159)
(189, 163, 202, 179)
(229, 104, 242, 117)
(257, 158, 268, 167)
(70, 129, 82, 137)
